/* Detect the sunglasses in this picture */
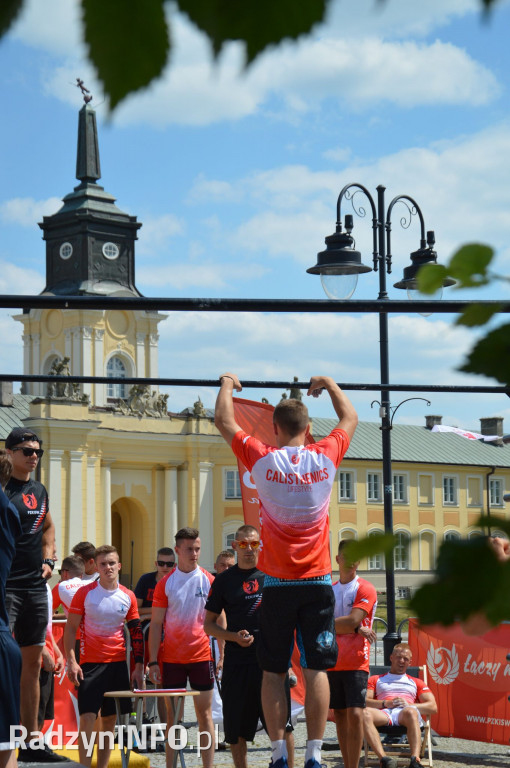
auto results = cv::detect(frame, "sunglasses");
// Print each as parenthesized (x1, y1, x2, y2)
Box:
(157, 560, 175, 567)
(237, 540, 260, 550)
(12, 447, 44, 458)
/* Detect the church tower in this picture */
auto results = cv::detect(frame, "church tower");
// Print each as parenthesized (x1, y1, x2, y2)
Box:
(16, 100, 166, 405)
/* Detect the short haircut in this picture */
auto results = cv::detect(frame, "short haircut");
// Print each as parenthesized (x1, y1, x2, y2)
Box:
(0, 450, 12, 488)
(175, 527, 199, 545)
(95, 544, 119, 560)
(215, 550, 235, 562)
(236, 524, 259, 539)
(157, 547, 175, 558)
(392, 642, 412, 657)
(72, 541, 97, 560)
(273, 398, 309, 437)
(60, 555, 85, 577)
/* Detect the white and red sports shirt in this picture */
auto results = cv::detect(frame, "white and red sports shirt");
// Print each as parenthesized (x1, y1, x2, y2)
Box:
(54, 576, 84, 616)
(152, 566, 214, 664)
(231, 428, 350, 578)
(368, 672, 430, 705)
(68, 580, 139, 664)
(330, 575, 377, 672)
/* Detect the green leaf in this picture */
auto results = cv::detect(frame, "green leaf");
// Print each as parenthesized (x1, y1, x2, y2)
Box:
(448, 243, 494, 288)
(342, 534, 396, 566)
(455, 302, 502, 328)
(0, 0, 24, 37)
(410, 537, 510, 626)
(82, 0, 170, 111)
(176, 0, 328, 63)
(458, 323, 510, 385)
(416, 264, 447, 295)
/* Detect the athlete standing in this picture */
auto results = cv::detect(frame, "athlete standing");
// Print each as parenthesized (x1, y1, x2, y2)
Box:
(215, 374, 358, 768)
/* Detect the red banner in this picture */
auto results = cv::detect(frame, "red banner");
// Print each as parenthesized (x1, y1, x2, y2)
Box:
(232, 397, 314, 528)
(409, 619, 510, 745)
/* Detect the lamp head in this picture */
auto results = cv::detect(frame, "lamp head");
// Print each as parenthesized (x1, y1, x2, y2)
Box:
(393, 231, 455, 292)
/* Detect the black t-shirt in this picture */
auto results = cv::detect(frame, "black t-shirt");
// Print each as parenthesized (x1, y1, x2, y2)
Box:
(205, 564, 265, 665)
(5, 477, 49, 590)
(0, 489, 22, 629)
(134, 571, 158, 607)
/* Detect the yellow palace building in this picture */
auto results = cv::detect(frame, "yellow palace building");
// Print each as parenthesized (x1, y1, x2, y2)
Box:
(1, 103, 509, 589)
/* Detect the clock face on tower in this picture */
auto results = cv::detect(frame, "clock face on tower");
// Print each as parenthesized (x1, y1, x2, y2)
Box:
(102, 242, 119, 260)
(59, 242, 73, 260)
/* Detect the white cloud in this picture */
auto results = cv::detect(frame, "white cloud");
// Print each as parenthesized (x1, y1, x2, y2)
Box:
(136, 213, 184, 255)
(0, 197, 62, 227)
(0, 262, 45, 295)
(11, 0, 82, 56)
(137, 261, 269, 291)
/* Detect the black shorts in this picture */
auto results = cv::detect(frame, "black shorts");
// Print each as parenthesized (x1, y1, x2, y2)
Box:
(78, 661, 132, 717)
(328, 669, 368, 710)
(162, 660, 214, 691)
(39, 668, 55, 725)
(0, 631, 22, 749)
(5, 588, 48, 646)
(221, 662, 293, 744)
(258, 583, 337, 672)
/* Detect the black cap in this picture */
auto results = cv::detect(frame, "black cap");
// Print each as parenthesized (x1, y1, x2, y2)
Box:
(5, 428, 42, 450)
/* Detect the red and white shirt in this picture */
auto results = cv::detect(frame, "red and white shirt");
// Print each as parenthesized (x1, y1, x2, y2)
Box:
(368, 672, 430, 705)
(53, 577, 85, 616)
(152, 566, 214, 664)
(231, 428, 350, 578)
(68, 581, 139, 664)
(330, 575, 377, 672)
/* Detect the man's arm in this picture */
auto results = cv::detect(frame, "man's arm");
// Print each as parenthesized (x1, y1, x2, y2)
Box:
(334, 607, 367, 635)
(147, 606, 166, 685)
(214, 373, 243, 446)
(415, 690, 437, 716)
(204, 609, 254, 648)
(136, 597, 152, 620)
(41, 511, 56, 580)
(63, 612, 83, 686)
(307, 376, 358, 440)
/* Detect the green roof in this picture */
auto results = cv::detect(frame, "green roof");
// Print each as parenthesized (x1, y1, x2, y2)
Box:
(0, 395, 35, 441)
(311, 418, 510, 468)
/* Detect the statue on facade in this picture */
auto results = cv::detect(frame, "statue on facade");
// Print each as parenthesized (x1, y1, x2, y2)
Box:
(47, 356, 83, 401)
(115, 384, 169, 418)
(281, 376, 303, 402)
(193, 397, 206, 417)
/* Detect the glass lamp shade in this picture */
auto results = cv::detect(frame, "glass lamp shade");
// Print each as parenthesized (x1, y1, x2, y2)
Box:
(320, 273, 358, 300)
(406, 285, 443, 317)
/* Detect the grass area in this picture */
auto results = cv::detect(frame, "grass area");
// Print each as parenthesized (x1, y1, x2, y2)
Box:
(375, 598, 412, 628)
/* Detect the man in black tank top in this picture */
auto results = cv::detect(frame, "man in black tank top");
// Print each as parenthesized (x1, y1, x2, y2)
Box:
(4, 428, 63, 763)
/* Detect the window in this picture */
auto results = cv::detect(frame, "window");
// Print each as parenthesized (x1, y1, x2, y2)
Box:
(368, 530, 384, 570)
(444, 531, 460, 542)
(339, 471, 355, 501)
(367, 472, 382, 502)
(106, 356, 127, 399)
(102, 242, 119, 260)
(225, 469, 241, 499)
(443, 476, 458, 505)
(418, 474, 433, 505)
(393, 473, 407, 503)
(394, 531, 410, 570)
(490, 478, 504, 506)
(467, 476, 482, 506)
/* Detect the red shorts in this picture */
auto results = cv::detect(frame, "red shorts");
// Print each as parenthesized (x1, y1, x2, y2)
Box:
(162, 660, 214, 691)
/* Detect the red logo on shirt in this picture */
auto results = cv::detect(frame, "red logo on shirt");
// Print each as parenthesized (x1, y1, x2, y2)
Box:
(291, 454, 300, 465)
(23, 493, 37, 510)
(243, 579, 259, 594)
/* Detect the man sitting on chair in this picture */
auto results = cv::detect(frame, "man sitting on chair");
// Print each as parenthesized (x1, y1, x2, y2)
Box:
(363, 643, 437, 768)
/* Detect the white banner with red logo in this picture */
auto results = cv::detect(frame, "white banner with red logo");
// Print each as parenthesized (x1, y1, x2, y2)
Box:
(408, 618, 510, 744)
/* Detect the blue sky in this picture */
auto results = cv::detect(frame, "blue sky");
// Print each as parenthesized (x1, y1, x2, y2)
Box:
(1, 0, 510, 429)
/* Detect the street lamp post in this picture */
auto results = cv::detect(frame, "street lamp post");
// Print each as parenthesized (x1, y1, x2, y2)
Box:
(307, 183, 454, 664)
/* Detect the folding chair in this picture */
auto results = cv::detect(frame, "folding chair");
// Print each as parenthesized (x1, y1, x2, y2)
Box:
(363, 665, 433, 767)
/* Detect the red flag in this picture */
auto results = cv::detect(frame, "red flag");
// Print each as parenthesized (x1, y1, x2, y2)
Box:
(232, 397, 314, 528)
